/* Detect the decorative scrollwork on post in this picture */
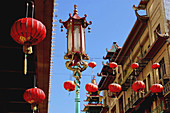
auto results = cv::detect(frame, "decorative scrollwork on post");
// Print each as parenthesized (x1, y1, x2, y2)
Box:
(65, 53, 89, 94)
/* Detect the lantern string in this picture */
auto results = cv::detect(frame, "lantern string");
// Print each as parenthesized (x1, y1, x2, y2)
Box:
(69, 71, 72, 80)
(34, 74, 36, 88)
(91, 68, 94, 80)
(31, 1, 34, 18)
(26, 3, 29, 18)
(25, 1, 34, 18)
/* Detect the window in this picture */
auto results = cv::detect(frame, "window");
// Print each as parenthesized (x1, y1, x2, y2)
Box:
(154, 24, 161, 40)
(158, 58, 166, 79)
(104, 98, 107, 107)
(147, 74, 151, 90)
(118, 66, 121, 73)
(148, 45, 150, 49)
(144, 50, 147, 55)
(119, 96, 124, 113)
(111, 106, 116, 113)
(128, 97, 130, 106)
(143, 79, 147, 94)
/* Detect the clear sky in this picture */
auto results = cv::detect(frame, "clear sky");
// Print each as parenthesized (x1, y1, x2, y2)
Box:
(50, 0, 142, 113)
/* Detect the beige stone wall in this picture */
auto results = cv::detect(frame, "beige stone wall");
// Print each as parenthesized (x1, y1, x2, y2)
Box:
(147, 0, 168, 44)
(102, 0, 170, 112)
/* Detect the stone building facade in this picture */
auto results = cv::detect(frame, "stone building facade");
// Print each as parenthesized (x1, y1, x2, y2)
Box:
(98, 0, 170, 113)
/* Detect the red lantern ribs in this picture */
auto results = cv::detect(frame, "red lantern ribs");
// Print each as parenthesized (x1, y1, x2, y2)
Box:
(132, 81, 145, 92)
(152, 63, 160, 69)
(85, 83, 98, 93)
(109, 62, 118, 69)
(150, 84, 163, 93)
(88, 61, 97, 69)
(11, 18, 46, 54)
(23, 87, 45, 104)
(131, 63, 139, 69)
(10, 18, 46, 74)
(108, 83, 121, 93)
(64, 81, 75, 92)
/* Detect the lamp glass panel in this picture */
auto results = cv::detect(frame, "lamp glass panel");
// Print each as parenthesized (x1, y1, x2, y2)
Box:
(68, 27, 72, 53)
(82, 28, 85, 53)
(74, 26, 80, 51)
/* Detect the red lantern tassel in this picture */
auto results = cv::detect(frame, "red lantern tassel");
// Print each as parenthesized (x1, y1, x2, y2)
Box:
(24, 54, 27, 75)
(69, 92, 70, 98)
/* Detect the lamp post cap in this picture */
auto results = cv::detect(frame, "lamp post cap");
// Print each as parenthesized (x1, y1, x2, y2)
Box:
(74, 4, 78, 15)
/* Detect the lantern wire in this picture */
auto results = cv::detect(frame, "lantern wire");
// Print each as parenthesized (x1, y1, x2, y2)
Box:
(34, 74, 36, 88)
(31, 2, 34, 18)
(25, 1, 35, 18)
(53, 54, 134, 61)
(26, 3, 29, 18)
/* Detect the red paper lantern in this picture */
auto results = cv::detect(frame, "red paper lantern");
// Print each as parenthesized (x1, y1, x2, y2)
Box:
(109, 62, 117, 69)
(11, 18, 46, 74)
(88, 61, 97, 68)
(150, 84, 163, 93)
(85, 83, 98, 92)
(108, 83, 121, 93)
(64, 81, 75, 92)
(10, 18, 46, 48)
(152, 63, 160, 69)
(131, 63, 139, 69)
(23, 87, 45, 104)
(132, 81, 145, 92)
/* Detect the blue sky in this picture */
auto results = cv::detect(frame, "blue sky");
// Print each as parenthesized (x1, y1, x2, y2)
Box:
(50, 0, 141, 112)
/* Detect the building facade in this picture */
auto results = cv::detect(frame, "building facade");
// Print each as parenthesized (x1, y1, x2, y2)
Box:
(98, 0, 170, 113)
(0, 0, 54, 113)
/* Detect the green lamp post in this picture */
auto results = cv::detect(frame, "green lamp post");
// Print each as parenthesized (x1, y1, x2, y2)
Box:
(60, 5, 92, 113)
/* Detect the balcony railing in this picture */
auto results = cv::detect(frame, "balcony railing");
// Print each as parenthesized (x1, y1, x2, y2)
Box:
(163, 80, 170, 96)
(132, 92, 144, 105)
(150, 101, 164, 113)
(124, 101, 133, 113)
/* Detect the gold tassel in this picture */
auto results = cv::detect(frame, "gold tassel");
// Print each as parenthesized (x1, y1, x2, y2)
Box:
(33, 106, 37, 113)
(31, 104, 37, 113)
(69, 92, 70, 98)
(24, 54, 27, 75)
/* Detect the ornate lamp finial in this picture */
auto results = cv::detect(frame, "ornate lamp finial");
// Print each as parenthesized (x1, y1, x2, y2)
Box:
(74, 4, 78, 14)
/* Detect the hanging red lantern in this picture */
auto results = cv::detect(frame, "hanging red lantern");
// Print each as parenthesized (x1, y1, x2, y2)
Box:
(23, 87, 45, 104)
(150, 84, 163, 93)
(131, 63, 139, 69)
(10, 18, 46, 74)
(85, 83, 98, 92)
(64, 81, 75, 92)
(132, 81, 145, 92)
(109, 62, 117, 69)
(88, 61, 97, 68)
(108, 83, 121, 93)
(152, 63, 160, 69)
(10, 18, 46, 52)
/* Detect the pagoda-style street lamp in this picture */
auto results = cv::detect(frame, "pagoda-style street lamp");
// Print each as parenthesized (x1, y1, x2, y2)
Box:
(60, 5, 92, 113)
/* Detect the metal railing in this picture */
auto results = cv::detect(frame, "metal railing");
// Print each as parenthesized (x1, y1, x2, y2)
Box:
(163, 80, 170, 96)
(124, 100, 133, 112)
(150, 101, 164, 113)
(132, 92, 144, 105)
